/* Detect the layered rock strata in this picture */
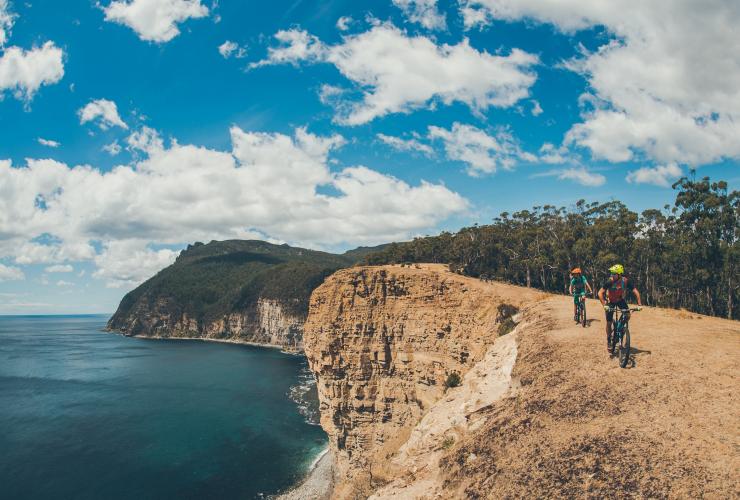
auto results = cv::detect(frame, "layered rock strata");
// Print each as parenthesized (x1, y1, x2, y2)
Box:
(108, 297, 303, 349)
(303, 264, 534, 498)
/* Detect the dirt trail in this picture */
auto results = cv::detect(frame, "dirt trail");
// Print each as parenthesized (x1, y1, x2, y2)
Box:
(438, 291, 740, 498)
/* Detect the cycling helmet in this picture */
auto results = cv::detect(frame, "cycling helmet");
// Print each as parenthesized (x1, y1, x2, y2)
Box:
(571, 267, 582, 274)
(609, 264, 624, 275)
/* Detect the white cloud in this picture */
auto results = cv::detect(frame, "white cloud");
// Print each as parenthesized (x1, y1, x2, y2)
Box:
(103, 140, 122, 156)
(0, 42, 65, 101)
(626, 164, 683, 188)
(250, 29, 327, 68)
(377, 133, 434, 157)
(252, 24, 538, 125)
(554, 167, 606, 187)
(531, 100, 543, 116)
(103, 0, 209, 43)
(429, 122, 535, 176)
(38, 138, 61, 148)
(336, 16, 352, 31)
(392, 0, 446, 30)
(463, 0, 740, 167)
(538, 143, 569, 164)
(79, 99, 128, 130)
(0, 263, 24, 281)
(0, 0, 15, 47)
(126, 125, 163, 154)
(93, 240, 177, 288)
(218, 40, 246, 59)
(56, 280, 74, 287)
(45, 264, 74, 273)
(0, 126, 467, 287)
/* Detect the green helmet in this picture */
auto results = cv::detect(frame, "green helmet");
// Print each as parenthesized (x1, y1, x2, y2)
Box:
(609, 264, 624, 275)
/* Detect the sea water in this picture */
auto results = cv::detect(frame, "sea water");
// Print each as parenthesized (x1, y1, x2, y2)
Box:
(0, 315, 327, 499)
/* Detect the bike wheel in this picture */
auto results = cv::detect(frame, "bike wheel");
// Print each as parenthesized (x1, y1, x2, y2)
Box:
(619, 326, 631, 368)
(581, 302, 587, 328)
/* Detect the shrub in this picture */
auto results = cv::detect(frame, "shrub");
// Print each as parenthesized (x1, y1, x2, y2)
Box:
(445, 372, 462, 388)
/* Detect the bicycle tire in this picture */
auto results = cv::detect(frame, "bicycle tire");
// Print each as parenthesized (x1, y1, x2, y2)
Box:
(581, 300, 587, 328)
(619, 325, 631, 368)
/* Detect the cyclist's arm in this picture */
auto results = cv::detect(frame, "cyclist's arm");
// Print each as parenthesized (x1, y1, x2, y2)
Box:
(598, 287, 606, 306)
(632, 287, 643, 307)
(586, 281, 593, 294)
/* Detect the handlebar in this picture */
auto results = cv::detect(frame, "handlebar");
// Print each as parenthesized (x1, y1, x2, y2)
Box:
(603, 305, 642, 312)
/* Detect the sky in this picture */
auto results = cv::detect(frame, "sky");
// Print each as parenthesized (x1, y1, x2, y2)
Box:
(0, 0, 738, 314)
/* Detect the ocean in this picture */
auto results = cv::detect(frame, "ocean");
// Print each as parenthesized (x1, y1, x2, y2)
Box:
(0, 315, 327, 499)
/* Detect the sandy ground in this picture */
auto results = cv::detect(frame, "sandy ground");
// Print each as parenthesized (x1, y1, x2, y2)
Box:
(275, 449, 333, 500)
(439, 293, 740, 498)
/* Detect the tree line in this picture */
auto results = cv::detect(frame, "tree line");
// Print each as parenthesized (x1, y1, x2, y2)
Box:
(366, 177, 739, 320)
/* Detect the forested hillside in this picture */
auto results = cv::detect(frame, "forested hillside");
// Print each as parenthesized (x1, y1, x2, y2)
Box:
(366, 177, 739, 319)
(107, 240, 383, 344)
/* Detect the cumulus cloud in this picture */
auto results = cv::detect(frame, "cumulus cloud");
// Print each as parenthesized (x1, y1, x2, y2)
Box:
(218, 40, 246, 59)
(556, 167, 606, 187)
(463, 0, 740, 167)
(252, 24, 538, 125)
(626, 164, 683, 188)
(103, 0, 209, 43)
(0, 263, 24, 281)
(38, 138, 61, 148)
(249, 29, 327, 68)
(79, 99, 128, 130)
(429, 122, 535, 176)
(0, 42, 65, 101)
(0, 0, 15, 47)
(392, 0, 446, 30)
(377, 133, 434, 157)
(56, 280, 73, 287)
(0, 126, 467, 287)
(45, 264, 74, 273)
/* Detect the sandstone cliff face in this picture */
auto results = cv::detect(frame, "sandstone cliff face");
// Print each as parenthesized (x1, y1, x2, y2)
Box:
(108, 296, 304, 349)
(303, 264, 533, 498)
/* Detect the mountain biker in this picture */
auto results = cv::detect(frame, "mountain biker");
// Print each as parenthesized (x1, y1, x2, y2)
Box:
(598, 264, 642, 351)
(569, 267, 592, 321)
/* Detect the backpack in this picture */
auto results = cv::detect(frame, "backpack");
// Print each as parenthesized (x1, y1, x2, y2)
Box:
(607, 276, 628, 303)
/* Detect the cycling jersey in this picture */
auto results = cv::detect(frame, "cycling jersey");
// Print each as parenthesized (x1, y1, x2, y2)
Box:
(571, 275, 588, 292)
(601, 276, 635, 304)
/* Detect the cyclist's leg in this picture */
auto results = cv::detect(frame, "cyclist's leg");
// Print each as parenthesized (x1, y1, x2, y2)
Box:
(605, 305, 615, 349)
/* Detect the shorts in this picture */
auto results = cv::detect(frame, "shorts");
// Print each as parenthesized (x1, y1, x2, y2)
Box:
(573, 291, 586, 304)
(605, 299, 628, 322)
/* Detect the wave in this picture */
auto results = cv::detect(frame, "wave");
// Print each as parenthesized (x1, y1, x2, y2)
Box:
(287, 359, 321, 426)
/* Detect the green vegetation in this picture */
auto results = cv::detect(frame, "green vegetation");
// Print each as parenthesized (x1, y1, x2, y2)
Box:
(109, 240, 376, 329)
(366, 177, 739, 320)
(445, 372, 462, 389)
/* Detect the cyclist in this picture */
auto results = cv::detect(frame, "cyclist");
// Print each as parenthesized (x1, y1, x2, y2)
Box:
(569, 267, 592, 321)
(598, 264, 642, 351)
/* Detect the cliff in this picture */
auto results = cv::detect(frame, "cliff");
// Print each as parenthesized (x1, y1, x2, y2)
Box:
(303, 264, 740, 499)
(107, 240, 385, 348)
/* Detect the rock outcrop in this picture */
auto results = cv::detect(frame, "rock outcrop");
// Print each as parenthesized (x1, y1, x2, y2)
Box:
(110, 295, 304, 348)
(303, 264, 535, 498)
(106, 239, 381, 349)
(303, 264, 740, 499)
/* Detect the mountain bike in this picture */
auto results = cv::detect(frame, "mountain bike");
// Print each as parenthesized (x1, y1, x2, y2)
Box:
(575, 294, 587, 327)
(607, 306, 641, 368)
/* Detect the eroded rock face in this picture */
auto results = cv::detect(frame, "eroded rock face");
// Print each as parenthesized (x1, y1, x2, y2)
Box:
(109, 297, 303, 349)
(303, 264, 520, 498)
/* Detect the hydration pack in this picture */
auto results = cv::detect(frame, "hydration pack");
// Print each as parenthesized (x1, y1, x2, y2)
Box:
(607, 276, 628, 303)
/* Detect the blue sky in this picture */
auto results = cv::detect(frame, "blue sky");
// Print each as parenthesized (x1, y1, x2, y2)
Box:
(0, 0, 738, 313)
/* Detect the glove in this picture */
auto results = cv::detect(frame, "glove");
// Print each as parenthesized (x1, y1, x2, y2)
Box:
(603, 305, 610, 311)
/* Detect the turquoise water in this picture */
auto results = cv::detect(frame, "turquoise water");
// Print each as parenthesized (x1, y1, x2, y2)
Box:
(0, 315, 327, 499)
